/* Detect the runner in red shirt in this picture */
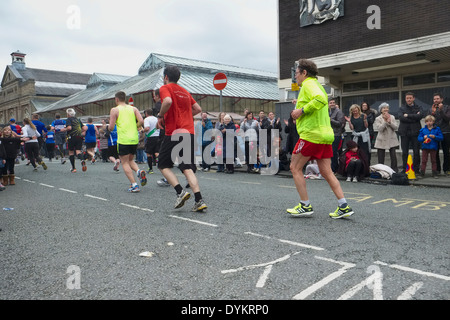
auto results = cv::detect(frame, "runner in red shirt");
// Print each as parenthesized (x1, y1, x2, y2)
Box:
(157, 66, 207, 212)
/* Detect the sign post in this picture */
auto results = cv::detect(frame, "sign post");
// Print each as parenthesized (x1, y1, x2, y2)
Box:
(213, 73, 227, 112)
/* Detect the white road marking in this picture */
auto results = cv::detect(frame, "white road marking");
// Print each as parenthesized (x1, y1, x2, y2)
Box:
(119, 203, 155, 212)
(222, 252, 300, 274)
(397, 282, 424, 300)
(293, 257, 356, 300)
(169, 215, 217, 227)
(374, 261, 450, 281)
(22, 179, 35, 183)
(84, 194, 108, 201)
(256, 265, 273, 288)
(338, 266, 383, 300)
(245, 232, 325, 251)
(39, 183, 54, 188)
(59, 188, 77, 193)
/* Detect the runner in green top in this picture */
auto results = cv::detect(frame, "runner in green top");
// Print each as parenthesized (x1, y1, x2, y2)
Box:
(287, 59, 354, 219)
(109, 91, 147, 193)
(295, 77, 334, 145)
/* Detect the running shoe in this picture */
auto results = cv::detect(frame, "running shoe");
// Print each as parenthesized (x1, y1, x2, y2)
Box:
(157, 178, 170, 187)
(61, 158, 66, 165)
(128, 185, 140, 193)
(329, 205, 354, 219)
(286, 203, 314, 216)
(39, 161, 48, 170)
(147, 169, 154, 174)
(81, 160, 87, 172)
(137, 169, 147, 186)
(113, 161, 120, 172)
(174, 190, 190, 209)
(71, 168, 77, 173)
(192, 199, 207, 212)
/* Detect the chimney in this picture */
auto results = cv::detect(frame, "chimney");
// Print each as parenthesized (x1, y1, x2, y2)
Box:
(11, 50, 26, 70)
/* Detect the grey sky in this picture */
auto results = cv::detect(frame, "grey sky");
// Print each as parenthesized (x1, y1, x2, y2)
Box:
(0, 0, 278, 77)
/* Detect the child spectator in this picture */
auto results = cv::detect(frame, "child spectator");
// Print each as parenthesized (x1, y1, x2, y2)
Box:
(0, 129, 6, 191)
(418, 115, 443, 178)
(338, 140, 370, 182)
(0, 126, 24, 186)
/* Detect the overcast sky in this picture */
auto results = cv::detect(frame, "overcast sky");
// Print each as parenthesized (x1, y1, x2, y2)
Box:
(0, 0, 278, 78)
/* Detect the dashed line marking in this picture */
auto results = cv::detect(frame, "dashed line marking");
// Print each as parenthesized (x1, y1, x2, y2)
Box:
(39, 183, 54, 188)
(169, 215, 217, 227)
(84, 194, 108, 201)
(120, 203, 155, 212)
(59, 188, 78, 194)
(277, 185, 295, 189)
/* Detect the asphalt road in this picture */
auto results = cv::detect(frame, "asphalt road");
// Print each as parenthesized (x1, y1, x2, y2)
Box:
(1, 160, 449, 303)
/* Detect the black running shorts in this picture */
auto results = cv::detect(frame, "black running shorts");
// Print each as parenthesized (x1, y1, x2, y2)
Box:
(158, 133, 196, 172)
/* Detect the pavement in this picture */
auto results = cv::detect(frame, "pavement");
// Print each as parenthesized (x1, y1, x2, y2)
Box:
(228, 165, 450, 188)
(210, 149, 450, 188)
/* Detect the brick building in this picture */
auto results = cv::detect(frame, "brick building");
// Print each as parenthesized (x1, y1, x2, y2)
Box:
(0, 51, 91, 125)
(278, 0, 450, 116)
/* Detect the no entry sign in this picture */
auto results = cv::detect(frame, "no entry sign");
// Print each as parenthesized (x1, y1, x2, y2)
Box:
(213, 73, 227, 90)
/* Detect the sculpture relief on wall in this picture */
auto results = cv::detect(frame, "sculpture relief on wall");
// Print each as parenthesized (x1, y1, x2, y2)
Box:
(299, 0, 344, 27)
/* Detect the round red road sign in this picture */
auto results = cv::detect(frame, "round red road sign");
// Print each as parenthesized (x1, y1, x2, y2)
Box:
(213, 73, 227, 90)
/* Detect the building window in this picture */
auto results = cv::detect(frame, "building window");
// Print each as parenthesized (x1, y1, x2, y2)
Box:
(370, 78, 398, 90)
(437, 71, 450, 83)
(343, 81, 369, 92)
(403, 73, 435, 86)
(342, 92, 399, 116)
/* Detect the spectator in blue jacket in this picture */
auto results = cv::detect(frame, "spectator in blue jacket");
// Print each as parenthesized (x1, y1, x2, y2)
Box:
(418, 115, 443, 178)
(200, 112, 213, 171)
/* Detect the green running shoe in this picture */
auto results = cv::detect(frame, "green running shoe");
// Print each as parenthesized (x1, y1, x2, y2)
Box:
(329, 205, 354, 219)
(287, 203, 314, 216)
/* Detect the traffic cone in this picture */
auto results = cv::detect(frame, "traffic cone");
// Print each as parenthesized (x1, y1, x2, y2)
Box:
(405, 154, 416, 180)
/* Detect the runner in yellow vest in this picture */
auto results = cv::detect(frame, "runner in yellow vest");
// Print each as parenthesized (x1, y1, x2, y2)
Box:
(287, 59, 354, 219)
(109, 91, 147, 192)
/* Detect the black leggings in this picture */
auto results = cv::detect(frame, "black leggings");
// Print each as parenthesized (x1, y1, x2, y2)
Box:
(25, 142, 42, 167)
(1, 158, 15, 175)
(346, 159, 362, 178)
